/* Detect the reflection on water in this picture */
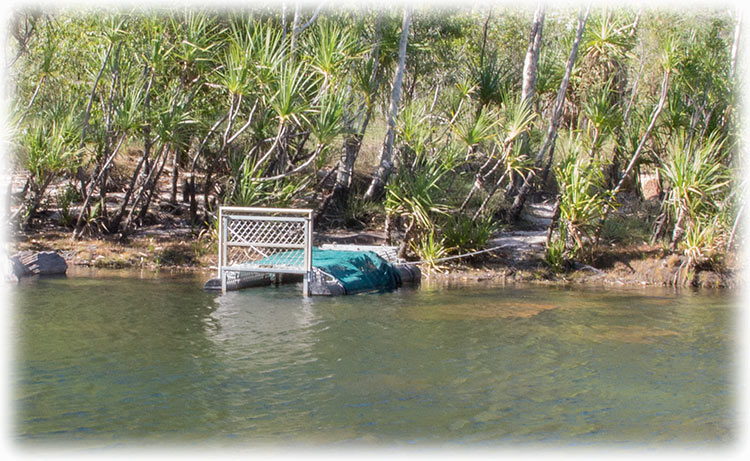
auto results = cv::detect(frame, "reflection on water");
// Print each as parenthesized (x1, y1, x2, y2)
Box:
(11, 271, 735, 447)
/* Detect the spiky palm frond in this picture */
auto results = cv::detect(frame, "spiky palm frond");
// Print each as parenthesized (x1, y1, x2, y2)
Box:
(266, 62, 317, 126)
(21, 118, 82, 186)
(499, 97, 536, 143)
(660, 130, 729, 220)
(472, 54, 512, 109)
(311, 92, 345, 145)
(396, 100, 431, 156)
(452, 106, 499, 150)
(385, 160, 448, 230)
(584, 12, 631, 62)
(304, 20, 362, 86)
(582, 82, 621, 136)
(555, 149, 611, 254)
(219, 41, 252, 96)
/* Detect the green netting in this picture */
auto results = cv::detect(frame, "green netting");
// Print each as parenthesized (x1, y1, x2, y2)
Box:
(254, 248, 401, 294)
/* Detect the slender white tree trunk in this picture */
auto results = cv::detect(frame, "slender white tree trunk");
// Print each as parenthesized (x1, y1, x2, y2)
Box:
(509, 6, 589, 222)
(521, 3, 545, 105)
(730, 10, 742, 80)
(365, 6, 412, 201)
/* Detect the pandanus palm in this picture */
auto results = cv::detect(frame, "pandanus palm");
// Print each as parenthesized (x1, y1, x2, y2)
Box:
(385, 159, 449, 258)
(396, 101, 432, 166)
(451, 106, 500, 159)
(303, 20, 362, 92)
(458, 98, 535, 218)
(660, 130, 729, 250)
(582, 82, 621, 157)
(17, 115, 82, 227)
(554, 150, 611, 259)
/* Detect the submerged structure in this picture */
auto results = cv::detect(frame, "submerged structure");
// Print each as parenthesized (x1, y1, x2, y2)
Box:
(204, 207, 419, 296)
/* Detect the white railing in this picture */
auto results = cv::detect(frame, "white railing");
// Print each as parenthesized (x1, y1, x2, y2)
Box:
(218, 206, 314, 295)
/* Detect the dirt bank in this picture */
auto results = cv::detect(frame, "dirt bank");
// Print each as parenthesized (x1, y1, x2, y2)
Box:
(6, 219, 740, 290)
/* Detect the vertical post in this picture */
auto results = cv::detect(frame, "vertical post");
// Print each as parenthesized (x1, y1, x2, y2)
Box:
(217, 207, 223, 279)
(303, 210, 313, 296)
(220, 213, 227, 294)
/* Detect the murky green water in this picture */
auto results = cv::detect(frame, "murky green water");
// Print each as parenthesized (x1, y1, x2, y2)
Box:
(11, 268, 736, 447)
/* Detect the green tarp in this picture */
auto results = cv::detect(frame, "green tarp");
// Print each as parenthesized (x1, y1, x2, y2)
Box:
(255, 248, 401, 294)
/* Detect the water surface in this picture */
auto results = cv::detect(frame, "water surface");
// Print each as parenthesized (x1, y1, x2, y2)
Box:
(12, 268, 735, 447)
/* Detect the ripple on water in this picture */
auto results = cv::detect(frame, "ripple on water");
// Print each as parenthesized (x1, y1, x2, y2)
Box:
(12, 276, 735, 445)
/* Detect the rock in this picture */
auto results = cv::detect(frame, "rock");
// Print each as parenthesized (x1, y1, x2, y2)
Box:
(9, 250, 68, 278)
(9, 254, 32, 277)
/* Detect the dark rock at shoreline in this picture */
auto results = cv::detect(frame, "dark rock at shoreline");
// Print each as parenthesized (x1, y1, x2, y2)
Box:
(7, 251, 68, 280)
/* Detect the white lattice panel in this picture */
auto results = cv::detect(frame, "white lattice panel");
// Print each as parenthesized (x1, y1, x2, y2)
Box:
(218, 207, 313, 294)
(225, 218, 306, 246)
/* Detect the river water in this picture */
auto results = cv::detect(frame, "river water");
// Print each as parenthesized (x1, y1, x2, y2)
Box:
(11, 268, 736, 448)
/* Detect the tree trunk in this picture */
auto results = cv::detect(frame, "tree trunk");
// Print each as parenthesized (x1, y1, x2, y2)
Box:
(73, 133, 126, 237)
(80, 43, 113, 150)
(397, 216, 416, 259)
(123, 144, 166, 231)
(188, 174, 198, 225)
(329, 133, 363, 212)
(545, 194, 562, 246)
(727, 200, 744, 251)
(290, 2, 301, 53)
(136, 147, 170, 225)
(509, 4, 545, 200)
(521, 3, 545, 105)
(508, 6, 589, 223)
(730, 10, 742, 80)
(111, 148, 148, 233)
(610, 70, 670, 199)
(170, 148, 180, 203)
(364, 6, 412, 201)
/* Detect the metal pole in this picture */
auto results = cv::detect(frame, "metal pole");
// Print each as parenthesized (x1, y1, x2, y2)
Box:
(220, 214, 227, 294)
(217, 207, 223, 279)
(303, 210, 313, 296)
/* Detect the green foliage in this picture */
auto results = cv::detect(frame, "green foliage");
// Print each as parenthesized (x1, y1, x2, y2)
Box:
(267, 62, 317, 125)
(396, 100, 432, 157)
(584, 11, 633, 62)
(680, 216, 725, 268)
(441, 214, 496, 254)
(554, 150, 611, 259)
(411, 230, 450, 274)
(7, 5, 739, 262)
(660, 130, 730, 260)
(598, 214, 652, 245)
(471, 52, 512, 109)
(498, 97, 536, 143)
(582, 82, 621, 147)
(544, 230, 567, 272)
(385, 158, 448, 231)
(20, 118, 81, 187)
(343, 195, 383, 229)
(56, 184, 81, 227)
(304, 19, 363, 87)
(452, 106, 499, 151)
(660, 131, 728, 223)
(311, 92, 345, 146)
